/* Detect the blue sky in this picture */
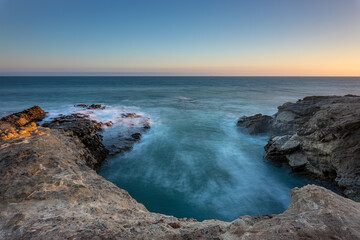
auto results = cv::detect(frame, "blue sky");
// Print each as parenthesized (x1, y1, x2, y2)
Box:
(0, 0, 359, 76)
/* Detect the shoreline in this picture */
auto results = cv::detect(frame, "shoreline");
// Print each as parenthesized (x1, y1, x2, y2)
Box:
(237, 95, 360, 201)
(1, 97, 360, 239)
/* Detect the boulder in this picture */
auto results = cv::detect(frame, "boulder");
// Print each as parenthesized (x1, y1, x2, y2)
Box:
(104, 121, 113, 127)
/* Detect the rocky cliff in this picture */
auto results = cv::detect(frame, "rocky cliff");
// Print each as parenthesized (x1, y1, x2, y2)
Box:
(1, 105, 360, 239)
(238, 95, 360, 201)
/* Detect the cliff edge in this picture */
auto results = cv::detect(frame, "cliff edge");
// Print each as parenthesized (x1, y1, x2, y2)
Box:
(238, 95, 360, 201)
(1, 105, 360, 239)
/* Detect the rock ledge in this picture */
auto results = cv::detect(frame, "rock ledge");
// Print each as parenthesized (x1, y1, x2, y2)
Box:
(238, 95, 360, 201)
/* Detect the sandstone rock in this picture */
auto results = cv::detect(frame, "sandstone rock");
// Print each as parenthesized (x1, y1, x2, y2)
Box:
(238, 95, 360, 201)
(226, 185, 360, 240)
(0, 118, 48, 142)
(0, 106, 46, 127)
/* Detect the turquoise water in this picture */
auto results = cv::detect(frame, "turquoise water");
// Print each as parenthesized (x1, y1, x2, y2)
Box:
(1, 77, 360, 221)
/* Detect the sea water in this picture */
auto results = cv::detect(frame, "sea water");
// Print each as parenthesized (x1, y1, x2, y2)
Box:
(1, 76, 359, 221)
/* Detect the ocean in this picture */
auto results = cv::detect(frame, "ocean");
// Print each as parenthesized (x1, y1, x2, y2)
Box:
(1, 76, 359, 221)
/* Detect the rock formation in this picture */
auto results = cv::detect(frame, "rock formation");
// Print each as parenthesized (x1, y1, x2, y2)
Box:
(42, 113, 109, 169)
(105, 112, 151, 155)
(238, 95, 360, 201)
(0, 106, 48, 141)
(0, 106, 46, 127)
(75, 104, 106, 110)
(1, 105, 360, 239)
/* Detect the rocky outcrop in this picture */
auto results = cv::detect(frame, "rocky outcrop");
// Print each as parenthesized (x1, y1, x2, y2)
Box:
(1, 107, 360, 239)
(0, 106, 48, 142)
(237, 114, 273, 134)
(75, 104, 106, 109)
(238, 95, 360, 201)
(42, 113, 109, 169)
(106, 112, 151, 155)
(0, 106, 46, 127)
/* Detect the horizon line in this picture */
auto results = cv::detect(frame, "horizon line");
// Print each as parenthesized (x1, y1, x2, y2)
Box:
(0, 75, 359, 78)
(0, 72, 359, 78)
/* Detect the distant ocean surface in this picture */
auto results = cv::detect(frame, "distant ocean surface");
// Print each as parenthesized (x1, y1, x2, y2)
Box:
(1, 76, 360, 221)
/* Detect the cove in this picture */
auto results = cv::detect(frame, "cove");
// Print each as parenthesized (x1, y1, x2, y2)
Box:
(1, 77, 359, 221)
(97, 106, 308, 221)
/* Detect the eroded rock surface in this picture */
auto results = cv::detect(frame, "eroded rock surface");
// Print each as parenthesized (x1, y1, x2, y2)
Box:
(238, 95, 360, 200)
(237, 114, 273, 134)
(0, 106, 46, 127)
(1, 106, 360, 239)
(0, 106, 48, 141)
(42, 113, 108, 169)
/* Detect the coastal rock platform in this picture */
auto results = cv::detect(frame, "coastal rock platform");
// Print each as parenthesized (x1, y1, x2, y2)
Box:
(238, 95, 360, 201)
(1, 104, 360, 239)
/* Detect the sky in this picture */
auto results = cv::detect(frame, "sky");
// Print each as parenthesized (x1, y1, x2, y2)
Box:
(0, 0, 359, 76)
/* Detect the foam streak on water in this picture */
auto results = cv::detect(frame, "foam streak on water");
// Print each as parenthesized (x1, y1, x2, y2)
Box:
(1, 77, 360, 221)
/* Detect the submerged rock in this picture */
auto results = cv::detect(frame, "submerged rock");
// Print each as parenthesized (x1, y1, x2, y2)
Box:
(75, 104, 106, 110)
(121, 112, 138, 119)
(104, 121, 113, 127)
(238, 95, 360, 200)
(1, 106, 360, 239)
(106, 113, 151, 156)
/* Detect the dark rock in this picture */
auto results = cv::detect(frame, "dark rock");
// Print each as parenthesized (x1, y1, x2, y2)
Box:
(74, 104, 88, 107)
(239, 95, 360, 201)
(121, 113, 137, 119)
(88, 104, 105, 109)
(75, 104, 106, 110)
(168, 223, 180, 229)
(131, 133, 142, 140)
(143, 121, 151, 129)
(104, 121, 113, 127)
(42, 113, 108, 169)
(237, 114, 273, 134)
(105, 114, 150, 156)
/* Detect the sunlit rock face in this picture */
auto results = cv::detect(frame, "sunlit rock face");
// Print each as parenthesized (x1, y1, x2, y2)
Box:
(0, 105, 360, 239)
(0, 106, 48, 141)
(238, 95, 360, 201)
(1, 106, 46, 127)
